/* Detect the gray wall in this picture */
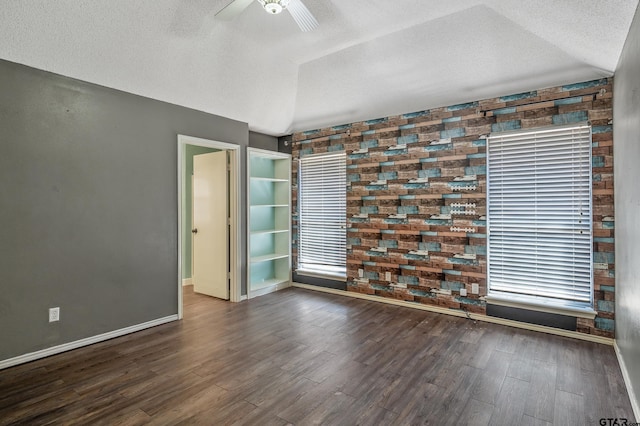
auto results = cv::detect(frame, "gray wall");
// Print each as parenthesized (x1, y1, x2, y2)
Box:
(0, 60, 248, 361)
(614, 3, 640, 417)
(249, 131, 278, 151)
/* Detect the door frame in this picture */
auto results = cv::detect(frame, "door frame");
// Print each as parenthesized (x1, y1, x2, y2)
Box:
(177, 135, 241, 319)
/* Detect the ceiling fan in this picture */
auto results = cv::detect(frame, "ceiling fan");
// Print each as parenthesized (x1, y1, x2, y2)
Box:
(215, 0, 319, 32)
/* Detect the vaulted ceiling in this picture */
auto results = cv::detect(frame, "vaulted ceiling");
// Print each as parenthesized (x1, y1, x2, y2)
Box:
(1, 0, 638, 135)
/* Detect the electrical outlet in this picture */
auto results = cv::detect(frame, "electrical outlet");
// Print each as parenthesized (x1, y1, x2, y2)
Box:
(385, 271, 391, 281)
(358, 269, 364, 278)
(460, 288, 467, 297)
(471, 283, 479, 294)
(49, 307, 60, 322)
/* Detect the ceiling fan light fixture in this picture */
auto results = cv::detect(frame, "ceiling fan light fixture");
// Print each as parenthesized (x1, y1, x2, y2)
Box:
(259, 0, 290, 14)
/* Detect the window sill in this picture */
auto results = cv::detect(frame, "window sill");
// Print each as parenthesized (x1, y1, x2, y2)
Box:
(486, 293, 597, 319)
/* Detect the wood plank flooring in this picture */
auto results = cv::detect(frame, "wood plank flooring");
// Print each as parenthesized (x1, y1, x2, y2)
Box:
(0, 286, 635, 425)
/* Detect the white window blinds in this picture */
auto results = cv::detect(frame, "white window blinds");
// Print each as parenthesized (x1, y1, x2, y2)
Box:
(487, 124, 593, 308)
(298, 152, 347, 277)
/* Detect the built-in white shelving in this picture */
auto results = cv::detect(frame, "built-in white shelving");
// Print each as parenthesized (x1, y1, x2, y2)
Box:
(247, 147, 292, 298)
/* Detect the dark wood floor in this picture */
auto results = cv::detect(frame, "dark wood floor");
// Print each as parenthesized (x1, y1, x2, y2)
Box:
(0, 286, 635, 425)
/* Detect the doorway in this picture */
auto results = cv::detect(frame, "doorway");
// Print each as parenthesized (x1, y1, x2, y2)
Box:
(177, 135, 241, 319)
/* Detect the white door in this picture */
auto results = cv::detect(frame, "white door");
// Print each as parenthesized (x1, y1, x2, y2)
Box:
(192, 151, 229, 300)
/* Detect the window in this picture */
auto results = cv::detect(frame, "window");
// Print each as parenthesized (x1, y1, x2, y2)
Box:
(297, 152, 347, 279)
(487, 124, 593, 313)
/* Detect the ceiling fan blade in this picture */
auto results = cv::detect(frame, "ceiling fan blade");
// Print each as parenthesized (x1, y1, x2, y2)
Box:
(215, 0, 255, 21)
(287, 0, 318, 32)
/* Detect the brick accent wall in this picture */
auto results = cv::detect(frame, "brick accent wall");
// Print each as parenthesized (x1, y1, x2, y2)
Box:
(291, 78, 614, 338)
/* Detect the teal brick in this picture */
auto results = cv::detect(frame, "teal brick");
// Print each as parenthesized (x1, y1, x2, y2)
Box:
(409, 289, 435, 297)
(441, 281, 464, 291)
(347, 237, 361, 245)
(361, 139, 379, 149)
(425, 144, 451, 152)
(384, 218, 408, 224)
(362, 196, 376, 201)
(595, 317, 614, 332)
(593, 125, 612, 134)
(419, 242, 441, 252)
(594, 237, 614, 243)
(381, 230, 395, 234)
(465, 165, 486, 175)
(328, 144, 344, 152)
(468, 233, 487, 238)
(347, 174, 360, 182)
(443, 194, 462, 199)
(400, 264, 416, 271)
(448, 102, 478, 111)
(500, 91, 537, 102)
(403, 110, 430, 119)
(366, 118, 387, 125)
(364, 271, 379, 280)
(363, 261, 376, 266)
(398, 205, 419, 214)
(594, 252, 615, 263)
(443, 116, 462, 123)
(349, 152, 369, 160)
(597, 300, 615, 313)
(380, 161, 395, 166)
(347, 164, 359, 169)
(472, 139, 487, 147)
(384, 147, 408, 156)
(441, 127, 465, 139)
(455, 297, 486, 306)
(602, 220, 615, 229)
(299, 148, 314, 157)
(360, 206, 378, 214)
(562, 78, 608, 91)
(398, 134, 419, 144)
(419, 169, 442, 178)
(329, 134, 342, 140)
(400, 195, 416, 200)
(492, 120, 521, 132)
(552, 111, 588, 125)
(379, 171, 398, 180)
(592, 156, 605, 168)
(362, 129, 376, 135)
(420, 157, 438, 163)
(420, 231, 438, 237)
(400, 124, 416, 130)
(601, 285, 615, 292)
(493, 107, 517, 115)
(403, 183, 429, 189)
(467, 153, 487, 159)
(332, 124, 351, 131)
(465, 245, 487, 255)
(303, 129, 321, 136)
(443, 269, 462, 276)
(554, 96, 583, 106)
(399, 275, 419, 285)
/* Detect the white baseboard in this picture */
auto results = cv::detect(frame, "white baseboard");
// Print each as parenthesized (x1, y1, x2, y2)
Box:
(614, 341, 640, 421)
(292, 283, 614, 346)
(0, 315, 179, 370)
(182, 278, 192, 287)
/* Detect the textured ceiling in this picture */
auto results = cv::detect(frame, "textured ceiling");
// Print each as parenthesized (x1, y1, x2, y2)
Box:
(1, 0, 638, 135)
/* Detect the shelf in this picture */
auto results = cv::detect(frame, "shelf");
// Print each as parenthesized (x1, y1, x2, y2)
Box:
(250, 229, 289, 235)
(247, 147, 291, 299)
(249, 278, 289, 291)
(251, 253, 289, 263)
(250, 177, 289, 182)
